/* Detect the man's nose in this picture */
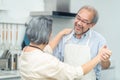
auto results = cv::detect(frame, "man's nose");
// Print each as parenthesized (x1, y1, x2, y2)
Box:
(77, 20, 83, 26)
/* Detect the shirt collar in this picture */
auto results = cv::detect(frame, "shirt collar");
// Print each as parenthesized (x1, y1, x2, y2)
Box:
(72, 29, 90, 39)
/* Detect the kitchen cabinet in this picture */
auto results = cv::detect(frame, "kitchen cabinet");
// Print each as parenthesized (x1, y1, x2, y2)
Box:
(2, 77, 20, 80)
(0, 70, 20, 80)
(0, 0, 7, 10)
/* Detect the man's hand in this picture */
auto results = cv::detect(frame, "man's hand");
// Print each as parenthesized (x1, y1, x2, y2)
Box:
(100, 46, 111, 61)
(98, 45, 112, 69)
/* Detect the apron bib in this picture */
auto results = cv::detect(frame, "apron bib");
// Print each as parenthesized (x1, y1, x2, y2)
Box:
(64, 30, 96, 80)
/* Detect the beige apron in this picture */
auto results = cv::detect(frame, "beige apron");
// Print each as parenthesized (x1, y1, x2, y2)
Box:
(64, 31, 96, 80)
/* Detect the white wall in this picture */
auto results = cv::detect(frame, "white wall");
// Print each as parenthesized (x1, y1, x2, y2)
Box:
(52, 17, 74, 37)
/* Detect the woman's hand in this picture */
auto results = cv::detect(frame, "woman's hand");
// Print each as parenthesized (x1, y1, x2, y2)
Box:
(49, 28, 72, 50)
(59, 28, 72, 36)
(97, 45, 112, 62)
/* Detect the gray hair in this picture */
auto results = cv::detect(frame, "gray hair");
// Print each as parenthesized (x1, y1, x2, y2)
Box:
(78, 5, 99, 24)
(25, 16, 53, 45)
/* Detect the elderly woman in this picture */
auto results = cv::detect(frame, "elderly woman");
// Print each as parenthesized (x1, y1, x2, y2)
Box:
(19, 16, 111, 80)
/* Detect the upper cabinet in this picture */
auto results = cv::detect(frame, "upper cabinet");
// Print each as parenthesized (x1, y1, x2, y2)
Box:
(0, 0, 7, 10)
(0, 0, 45, 23)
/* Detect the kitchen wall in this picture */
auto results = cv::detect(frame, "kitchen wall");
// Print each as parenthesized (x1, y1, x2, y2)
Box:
(0, 0, 45, 51)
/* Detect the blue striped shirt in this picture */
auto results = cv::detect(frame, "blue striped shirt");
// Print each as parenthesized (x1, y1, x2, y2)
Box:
(53, 29, 107, 80)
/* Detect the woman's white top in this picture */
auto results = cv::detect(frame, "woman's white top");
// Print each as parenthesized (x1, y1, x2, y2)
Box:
(19, 45, 83, 80)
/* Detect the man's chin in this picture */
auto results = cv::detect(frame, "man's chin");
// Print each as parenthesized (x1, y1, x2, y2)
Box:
(75, 32, 83, 35)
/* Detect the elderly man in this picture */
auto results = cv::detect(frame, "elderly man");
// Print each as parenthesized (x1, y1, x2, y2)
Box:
(53, 5, 111, 80)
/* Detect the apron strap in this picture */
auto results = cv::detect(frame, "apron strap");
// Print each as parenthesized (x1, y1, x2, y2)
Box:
(86, 30, 91, 46)
(65, 30, 91, 46)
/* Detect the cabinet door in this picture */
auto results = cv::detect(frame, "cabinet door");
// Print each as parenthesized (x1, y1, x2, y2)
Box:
(4, 77, 20, 80)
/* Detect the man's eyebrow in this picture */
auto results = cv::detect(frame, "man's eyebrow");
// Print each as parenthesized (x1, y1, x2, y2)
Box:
(77, 15, 89, 22)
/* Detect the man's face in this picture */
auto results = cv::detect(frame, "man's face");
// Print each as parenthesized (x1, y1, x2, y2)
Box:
(74, 9, 94, 35)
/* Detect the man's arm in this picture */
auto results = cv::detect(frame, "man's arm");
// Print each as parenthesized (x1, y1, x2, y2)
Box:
(100, 46, 111, 69)
(101, 60, 110, 69)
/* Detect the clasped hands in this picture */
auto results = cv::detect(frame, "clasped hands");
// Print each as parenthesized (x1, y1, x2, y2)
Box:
(97, 45, 112, 62)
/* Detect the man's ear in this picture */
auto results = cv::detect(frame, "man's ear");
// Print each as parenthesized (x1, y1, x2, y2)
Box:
(89, 23, 95, 28)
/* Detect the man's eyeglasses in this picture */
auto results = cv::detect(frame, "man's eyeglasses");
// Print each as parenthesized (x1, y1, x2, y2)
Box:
(75, 15, 92, 25)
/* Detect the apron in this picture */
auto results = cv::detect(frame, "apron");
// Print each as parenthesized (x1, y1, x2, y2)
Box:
(64, 31, 96, 80)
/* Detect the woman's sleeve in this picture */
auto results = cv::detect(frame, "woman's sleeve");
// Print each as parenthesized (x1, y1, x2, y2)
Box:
(43, 45, 53, 54)
(50, 57, 84, 80)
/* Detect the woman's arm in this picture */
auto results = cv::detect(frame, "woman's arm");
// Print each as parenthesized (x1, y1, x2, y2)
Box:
(49, 28, 72, 50)
(81, 45, 112, 75)
(81, 55, 100, 75)
(54, 45, 112, 79)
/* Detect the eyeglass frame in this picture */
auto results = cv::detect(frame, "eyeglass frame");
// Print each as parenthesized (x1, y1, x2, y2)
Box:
(75, 15, 93, 25)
